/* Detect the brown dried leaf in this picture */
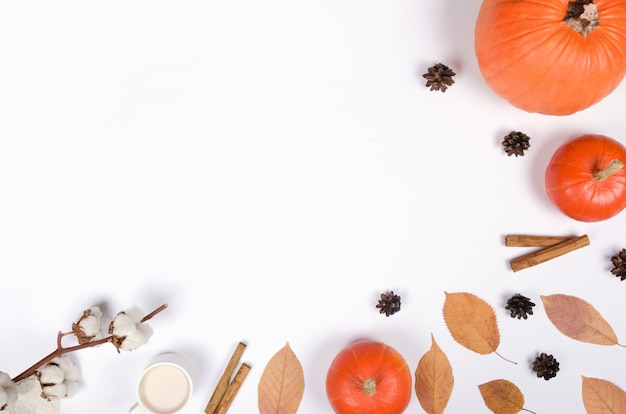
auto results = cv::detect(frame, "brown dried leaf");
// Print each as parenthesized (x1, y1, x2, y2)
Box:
(581, 376, 626, 413)
(541, 294, 621, 346)
(478, 379, 526, 414)
(443, 292, 500, 355)
(257, 342, 304, 414)
(415, 334, 454, 414)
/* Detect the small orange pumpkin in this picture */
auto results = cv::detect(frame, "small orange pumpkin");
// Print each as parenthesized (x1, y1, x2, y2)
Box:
(475, 0, 626, 115)
(325, 340, 412, 414)
(545, 134, 626, 221)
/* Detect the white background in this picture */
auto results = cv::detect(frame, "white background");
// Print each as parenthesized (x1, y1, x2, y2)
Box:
(1, 1, 626, 413)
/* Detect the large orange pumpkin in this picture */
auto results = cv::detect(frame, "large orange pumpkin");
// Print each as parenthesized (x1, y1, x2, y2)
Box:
(325, 340, 412, 414)
(545, 134, 626, 221)
(475, 0, 626, 115)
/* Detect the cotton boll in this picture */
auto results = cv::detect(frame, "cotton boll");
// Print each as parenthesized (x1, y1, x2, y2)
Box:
(111, 306, 145, 335)
(123, 306, 145, 322)
(63, 380, 78, 398)
(50, 357, 79, 383)
(62, 363, 79, 383)
(50, 356, 78, 381)
(73, 306, 104, 344)
(110, 306, 154, 351)
(12, 377, 59, 414)
(120, 324, 153, 351)
(109, 314, 135, 337)
(79, 315, 101, 337)
(0, 388, 7, 408)
(0, 373, 13, 388)
(38, 365, 64, 385)
(0, 372, 17, 410)
(41, 383, 67, 400)
(0, 388, 10, 410)
(37, 357, 80, 400)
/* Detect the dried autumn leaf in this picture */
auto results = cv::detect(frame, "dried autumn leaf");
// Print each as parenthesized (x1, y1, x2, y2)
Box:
(415, 334, 454, 414)
(541, 294, 623, 346)
(443, 292, 514, 363)
(479, 379, 533, 414)
(258, 342, 304, 414)
(581, 376, 626, 413)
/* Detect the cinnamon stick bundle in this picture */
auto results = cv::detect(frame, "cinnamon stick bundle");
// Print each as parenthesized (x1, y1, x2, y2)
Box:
(205, 342, 248, 414)
(509, 234, 590, 272)
(215, 363, 251, 414)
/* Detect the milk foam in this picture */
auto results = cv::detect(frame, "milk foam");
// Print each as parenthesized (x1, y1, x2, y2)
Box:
(139, 364, 190, 414)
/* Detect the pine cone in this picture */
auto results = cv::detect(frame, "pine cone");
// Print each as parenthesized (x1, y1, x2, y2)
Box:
(502, 131, 531, 157)
(505, 294, 535, 319)
(376, 291, 401, 317)
(532, 353, 560, 380)
(610, 248, 626, 281)
(423, 63, 456, 92)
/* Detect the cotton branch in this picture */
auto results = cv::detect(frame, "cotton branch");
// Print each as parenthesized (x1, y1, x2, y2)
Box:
(12, 303, 168, 383)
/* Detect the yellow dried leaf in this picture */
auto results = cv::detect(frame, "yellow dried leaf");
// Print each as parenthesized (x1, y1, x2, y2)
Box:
(415, 334, 454, 414)
(257, 342, 304, 414)
(478, 379, 526, 414)
(443, 292, 500, 355)
(581, 376, 626, 414)
(541, 294, 620, 346)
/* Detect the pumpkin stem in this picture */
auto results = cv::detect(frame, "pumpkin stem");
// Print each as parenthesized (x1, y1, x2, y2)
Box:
(362, 378, 377, 396)
(593, 159, 625, 181)
(564, 0, 598, 37)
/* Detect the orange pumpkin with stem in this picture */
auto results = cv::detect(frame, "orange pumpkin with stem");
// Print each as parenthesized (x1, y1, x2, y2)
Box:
(475, 0, 626, 115)
(326, 340, 412, 414)
(545, 134, 626, 222)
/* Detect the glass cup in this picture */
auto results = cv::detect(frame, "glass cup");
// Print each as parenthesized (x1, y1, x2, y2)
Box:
(129, 352, 193, 414)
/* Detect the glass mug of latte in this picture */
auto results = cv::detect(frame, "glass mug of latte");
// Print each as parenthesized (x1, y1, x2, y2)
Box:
(129, 352, 193, 414)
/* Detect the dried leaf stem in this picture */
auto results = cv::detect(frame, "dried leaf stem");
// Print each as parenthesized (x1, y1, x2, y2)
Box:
(12, 303, 168, 383)
(494, 351, 518, 365)
(205, 341, 248, 414)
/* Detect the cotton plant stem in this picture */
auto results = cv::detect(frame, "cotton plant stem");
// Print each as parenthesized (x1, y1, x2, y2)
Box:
(141, 303, 168, 322)
(504, 234, 574, 247)
(214, 363, 251, 414)
(509, 235, 590, 272)
(205, 341, 247, 414)
(13, 335, 113, 382)
(12, 303, 168, 383)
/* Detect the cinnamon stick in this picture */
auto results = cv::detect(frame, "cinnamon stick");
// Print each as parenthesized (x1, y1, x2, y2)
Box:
(205, 341, 247, 414)
(214, 363, 251, 414)
(509, 234, 590, 272)
(504, 235, 574, 247)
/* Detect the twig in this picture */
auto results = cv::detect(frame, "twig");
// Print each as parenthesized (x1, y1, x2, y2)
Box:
(12, 303, 168, 383)
(205, 341, 247, 414)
